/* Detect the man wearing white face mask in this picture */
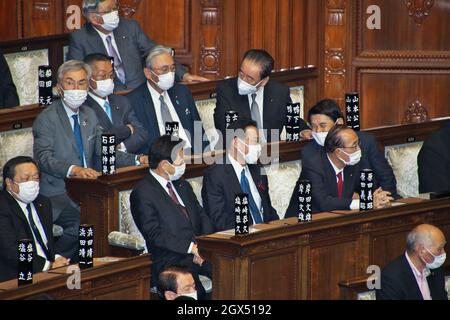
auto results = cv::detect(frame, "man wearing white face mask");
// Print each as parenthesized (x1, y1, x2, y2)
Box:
(214, 49, 311, 145)
(127, 45, 210, 155)
(202, 118, 279, 232)
(130, 135, 213, 300)
(84, 53, 148, 154)
(289, 125, 394, 214)
(32, 60, 142, 261)
(158, 266, 199, 300)
(285, 99, 399, 217)
(0, 157, 71, 282)
(68, 0, 208, 91)
(377, 224, 448, 300)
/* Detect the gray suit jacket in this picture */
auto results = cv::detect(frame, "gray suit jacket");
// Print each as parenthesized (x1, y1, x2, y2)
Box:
(32, 99, 136, 197)
(85, 94, 148, 154)
(67, 19, 187, 91)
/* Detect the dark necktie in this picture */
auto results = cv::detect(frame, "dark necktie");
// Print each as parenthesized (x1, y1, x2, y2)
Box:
(26, 204, 50, 260)
(240, 169, 263, 224)
(337, 171, 343, 199)
(72, 114, 85, 167)
(166, 182, 189, 220)
(106, 35, 126, 84)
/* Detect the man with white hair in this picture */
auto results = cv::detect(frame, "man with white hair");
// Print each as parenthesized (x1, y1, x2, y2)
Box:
(377, 224, 448, 300)
(126, 45, 209, 155)
(32, 60, 145, 261)
(68, 0, 207, 90)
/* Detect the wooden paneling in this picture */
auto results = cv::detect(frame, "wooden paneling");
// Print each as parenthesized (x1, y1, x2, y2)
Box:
(0, 0, 20, 41)
(22, 0, 61, 38)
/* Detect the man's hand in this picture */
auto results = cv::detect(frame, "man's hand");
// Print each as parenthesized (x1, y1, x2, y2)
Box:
(139, 155, 149, 166)
(182, 73, 209, 83)
(352, 192, 360, 200)
(191, 244, 204, 266)
(51, 256, 70, 269)
(374, 187, 394, 209)
(71, 166, 101, 179)
(126, 124, 134, 135)
(300, 129, 313, 140)
(193, 254, 204, 266)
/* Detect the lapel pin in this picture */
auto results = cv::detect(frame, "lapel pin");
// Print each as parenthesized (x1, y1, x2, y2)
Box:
(269, 98, 274, 103)
(82, 120, 87, 127)
(185, 108, 190, 115)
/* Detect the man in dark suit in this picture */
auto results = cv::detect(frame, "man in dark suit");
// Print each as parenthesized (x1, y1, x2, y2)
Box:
(33, 60, 144, 261)
(286, 125, 394, 214)
(84, 53, 148, 154)
(377, 224, 448, 300)
(158, 266, 198, 300)
(214, 49, 311, 145)
(418, 125, 450, 193)
(130, 135, 213, 299)
(285, 99, 399, 217)
(126, 45, 209, 155)
(0, 49, 19, 108)
(68, 0, 207, 90)
(0, 157, 70, 282)
(202, 118, 279, 232)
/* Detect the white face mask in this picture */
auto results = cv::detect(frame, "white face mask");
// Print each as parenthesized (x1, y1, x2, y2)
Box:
(91, 78, 114, 97)
(338, 149, 361, 166)
(12, 181, 40, 204)
(151, 70, 175, 91)
(238, 78, 261, 96)
(312, 131, 328, 147)
(238, 140, 262, 165)
(422, 247, 446, 270)
(166, 162, 186, 181)
(100, 10, 120, 31)
(63, 90, 88, 110)
(180, 290, 197, 300)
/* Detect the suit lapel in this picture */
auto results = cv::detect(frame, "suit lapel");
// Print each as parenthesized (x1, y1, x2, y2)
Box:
(343, 164, 358, 198)
(112, 22, 129, 75)
(87, 95, 113, 126)
(79, 106, 94, 167)
(55, 100, 79, 154)
(108, 95, 122, 125)
(143, 85, 161, 139)
(262, 85, 273, 130)
(400, 255, 425, 299)
(322, 153, 339, 197)
(225, 163, 243, 196)
(86, 24, 109, 56)
(168, 88, 191, 133)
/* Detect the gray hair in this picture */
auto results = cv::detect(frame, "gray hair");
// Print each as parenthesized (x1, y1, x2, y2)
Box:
(57, 60, 92, 84)
(82, 0, 109, 18)
(406, 228, 433, 253)
(145, 45, 173, 69)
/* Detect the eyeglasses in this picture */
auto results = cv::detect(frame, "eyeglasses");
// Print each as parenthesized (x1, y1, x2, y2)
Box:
(152, 64, 176, 75)
(341, 140, 361, 152)
(96, 7, 119, 15)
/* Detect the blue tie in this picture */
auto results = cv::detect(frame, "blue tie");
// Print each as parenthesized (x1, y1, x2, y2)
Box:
(104, 100, 113, 122)
(240, 169, 263, 224)
(72, 114, 85, 167)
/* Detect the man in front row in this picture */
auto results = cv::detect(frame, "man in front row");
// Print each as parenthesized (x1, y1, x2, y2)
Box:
(202, 119, 279, 232)
(286, 125, 394, 214)
(84, 53, 148, 154)
(33, 60, 146, 261)
(158, 266, 198, 300)
(377, 224, 447, 300)
(127, 45, 209, 155)
(130, 136, 213, 299)
(0, 157, 70, 282)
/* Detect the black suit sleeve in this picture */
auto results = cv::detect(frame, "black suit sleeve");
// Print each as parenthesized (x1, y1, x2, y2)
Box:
(376, 270, 405, 300)
(363, 133, 399, 199)
(260, 174, 279, 222)
(201, 169, 233, 232)
(120, 98, 149, 154)
(130, 188, 192, 254)
(0, 51, 19, 108)
(418, 142, 450, 193)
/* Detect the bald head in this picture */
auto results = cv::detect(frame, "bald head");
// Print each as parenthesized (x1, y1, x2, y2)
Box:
(406, 224, 446, 254)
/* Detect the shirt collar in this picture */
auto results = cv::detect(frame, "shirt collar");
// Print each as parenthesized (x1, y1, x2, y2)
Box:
(62, 100, 79, 118)
(150, 168, 170, 189)
(327, 154, 344, 175)
(93, 25, 113, 41)
(405, 251, 431, 278)
(147, 80, 168, 98)
(88, 92, 109, 108)
(228, 153, 247, 177)
(7, 191, 30, 211)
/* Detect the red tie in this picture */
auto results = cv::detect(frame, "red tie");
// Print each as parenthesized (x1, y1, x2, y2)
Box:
(166, 182, 189, 220)
(337, 172, 343, 198)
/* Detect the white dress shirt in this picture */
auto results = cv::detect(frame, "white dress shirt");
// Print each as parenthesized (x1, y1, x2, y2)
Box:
(228, 153, 263, 220)
(327, 155, 359, 210)
(146, 82, 192, 148)
(149, 169, 194, 253)
(93, 27, 123, 64)
(10, 194, 56, 271)
(62, 102, 87, 176)
(88, 92, 128, 152)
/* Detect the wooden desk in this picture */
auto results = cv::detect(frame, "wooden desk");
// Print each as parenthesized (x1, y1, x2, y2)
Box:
(196, 198, 450, 300)
(0, 254, 151, 300)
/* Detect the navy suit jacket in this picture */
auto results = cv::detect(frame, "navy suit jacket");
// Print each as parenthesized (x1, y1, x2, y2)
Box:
(126, 82, 209, 154)
(214, 77, 309, 143)
(0, 50, 19, 108)
(130, 174, 213, 278)
(0, 192, 56, 282)
(67, 19, 186, 90)
(376, 254, 448, 300)
(201, 161, 279, 232)
(285, 131, 399, 216)
(85, 94, 148, 154)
